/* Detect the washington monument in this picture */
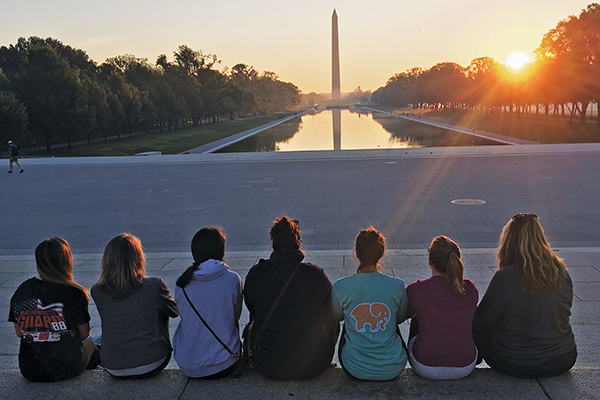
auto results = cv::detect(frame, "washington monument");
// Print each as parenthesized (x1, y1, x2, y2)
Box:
(332, 9, 341, 100)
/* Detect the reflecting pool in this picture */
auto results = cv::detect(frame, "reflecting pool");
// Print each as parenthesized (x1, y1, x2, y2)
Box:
(217, 108, 503, 153)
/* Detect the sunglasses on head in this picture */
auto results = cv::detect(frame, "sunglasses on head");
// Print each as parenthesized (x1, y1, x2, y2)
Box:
(512, 213, 537, 221)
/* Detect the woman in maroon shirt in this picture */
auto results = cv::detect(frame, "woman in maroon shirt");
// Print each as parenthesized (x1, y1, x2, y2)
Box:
(406, 236, 478, 379)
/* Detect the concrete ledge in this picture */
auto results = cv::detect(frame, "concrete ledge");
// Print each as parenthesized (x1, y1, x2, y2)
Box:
(134, 151, 162, 156)
(1, 367, 598, 400)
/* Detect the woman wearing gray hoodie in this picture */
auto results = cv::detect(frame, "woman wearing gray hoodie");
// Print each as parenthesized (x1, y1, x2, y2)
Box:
(173, 227, 243, 378)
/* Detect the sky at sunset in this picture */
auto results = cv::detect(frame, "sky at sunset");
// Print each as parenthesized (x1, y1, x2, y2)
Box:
(0, 0, 593, 94)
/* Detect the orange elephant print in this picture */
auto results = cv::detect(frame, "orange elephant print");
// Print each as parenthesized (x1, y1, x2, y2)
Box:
(350, 302, 391, 333)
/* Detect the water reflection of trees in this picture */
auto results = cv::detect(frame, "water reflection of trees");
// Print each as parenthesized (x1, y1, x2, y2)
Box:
(371, 113, 502, 147)
(216, 116, 302, 152)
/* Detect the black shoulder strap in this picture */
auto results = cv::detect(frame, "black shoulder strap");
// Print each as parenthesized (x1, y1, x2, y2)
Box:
(182, 287, 239, 360)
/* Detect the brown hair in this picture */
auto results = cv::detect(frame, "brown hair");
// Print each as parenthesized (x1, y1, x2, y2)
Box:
(35, 237, 89, 303)
(96, 233, 146, 300)
(355, 227, 385, 273)
(497, 214, 566, 293)
(428, 236, 465, 295)
(177, 226, 226, 288)
(270, 216, 301, 252)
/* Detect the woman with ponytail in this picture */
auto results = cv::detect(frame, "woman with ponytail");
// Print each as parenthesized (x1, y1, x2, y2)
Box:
(473, 214, 576, 378)
(173, 227, 243, 378)
(406, 236, 478, 379)
(332, 227, 408, 381)
(9, 237, 97, 381)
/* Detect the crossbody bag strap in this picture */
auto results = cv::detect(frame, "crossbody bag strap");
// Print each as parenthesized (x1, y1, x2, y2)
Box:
(182, 287, 239, 360)
(250, 261, 302, 352)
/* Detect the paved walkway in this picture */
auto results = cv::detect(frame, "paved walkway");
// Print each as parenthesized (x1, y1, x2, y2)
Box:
(184, 109, 314, 154)
(2, 143, 600, 398)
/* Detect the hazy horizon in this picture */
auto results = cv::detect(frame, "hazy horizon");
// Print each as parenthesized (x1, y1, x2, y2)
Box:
(0, 0, 592, 93)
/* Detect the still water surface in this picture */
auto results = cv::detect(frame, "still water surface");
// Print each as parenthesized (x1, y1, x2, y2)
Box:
(218, 109, 502, 152)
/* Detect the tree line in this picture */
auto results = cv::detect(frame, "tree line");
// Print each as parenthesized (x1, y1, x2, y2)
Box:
(371, 3, 600, 125)
(0, 37, 301, 150)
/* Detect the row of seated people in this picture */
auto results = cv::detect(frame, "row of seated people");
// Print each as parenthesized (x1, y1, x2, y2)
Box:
(9, 214, 577, 382)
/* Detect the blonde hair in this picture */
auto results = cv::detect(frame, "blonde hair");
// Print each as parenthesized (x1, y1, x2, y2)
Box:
(428, 236, 464, 295)
(355, 227, 385, 273)
(497, 214, 566, 293)
(96, 233, 146, 300)
(35, 237, 89, 303)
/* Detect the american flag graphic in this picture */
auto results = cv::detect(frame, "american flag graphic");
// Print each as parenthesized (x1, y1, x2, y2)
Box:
(36, 300, 64, 318)
(13, 298, 64, 318)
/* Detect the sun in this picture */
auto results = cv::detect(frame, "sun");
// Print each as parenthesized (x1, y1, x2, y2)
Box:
(506, 51, 530, 70)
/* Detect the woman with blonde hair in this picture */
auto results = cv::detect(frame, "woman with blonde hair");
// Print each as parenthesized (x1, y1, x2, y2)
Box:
(92, 233, 178, 379)
(331, 227, 408, 380)
(473, 213, 577, 378)
(406, 236, 478, 379)
(9, 237, 97, 381)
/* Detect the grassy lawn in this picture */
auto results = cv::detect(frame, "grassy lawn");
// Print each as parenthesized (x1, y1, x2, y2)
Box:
(380, 106, 600, 143)
(388, 108, 600, 144)
(28, 113, 294, 157)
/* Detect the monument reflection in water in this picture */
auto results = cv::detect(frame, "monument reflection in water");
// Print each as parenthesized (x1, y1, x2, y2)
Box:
(217, 108, 502, 153)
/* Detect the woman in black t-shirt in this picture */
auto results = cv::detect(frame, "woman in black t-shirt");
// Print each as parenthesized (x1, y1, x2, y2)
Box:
(473, 214, 577, 378)
(8, 237, 97, 382)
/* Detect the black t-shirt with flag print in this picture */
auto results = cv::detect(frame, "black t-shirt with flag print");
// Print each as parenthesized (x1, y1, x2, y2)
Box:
(9, 277, 90, 381)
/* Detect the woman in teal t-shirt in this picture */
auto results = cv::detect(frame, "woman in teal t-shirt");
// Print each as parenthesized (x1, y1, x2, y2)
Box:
(332, 227, 408, 380)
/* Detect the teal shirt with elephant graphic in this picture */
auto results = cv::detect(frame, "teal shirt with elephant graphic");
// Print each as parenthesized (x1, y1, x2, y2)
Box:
(332, 271, 408, 380)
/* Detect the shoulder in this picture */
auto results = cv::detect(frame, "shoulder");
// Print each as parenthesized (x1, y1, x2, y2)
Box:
(491, 266, 516, 285)
(300, 261, 331, 286)
(463, 278, 478, 291)
(141, 277, 172, 294)
(406, 277, 427, 290)
(14, 277, 37, 290)
(333, 274, 357, 290)
(223, 269, 243, 287)
(380, 273, 405, 288)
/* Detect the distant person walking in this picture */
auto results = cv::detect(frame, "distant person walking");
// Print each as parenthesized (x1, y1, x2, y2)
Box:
(8, 140, 24, 173)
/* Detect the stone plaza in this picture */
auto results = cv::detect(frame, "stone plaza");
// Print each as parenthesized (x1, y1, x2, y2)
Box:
(1, 135, 600, 398)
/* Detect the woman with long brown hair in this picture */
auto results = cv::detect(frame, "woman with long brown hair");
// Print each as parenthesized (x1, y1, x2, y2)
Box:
(406, 236, 478, 379)
(473, 213, 577, 378)
(9, 237, 97, 381)
(92, 233, 179, 379)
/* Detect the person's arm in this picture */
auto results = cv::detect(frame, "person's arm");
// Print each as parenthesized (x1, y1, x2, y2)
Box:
(13, 323, 21, 338)
(474, 271, 511, 328)
(331, 289, 344, 322)
(234, 275, 243, 324)
(78, 322, 90, 341)
(159, 279, 179, 318)
(405, 282, 417, 319)
(396, 284, 408, 323)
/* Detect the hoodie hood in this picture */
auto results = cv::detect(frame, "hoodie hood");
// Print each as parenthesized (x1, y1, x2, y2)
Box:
(415, 275, 477, 308)
(192, 259, 229, 282)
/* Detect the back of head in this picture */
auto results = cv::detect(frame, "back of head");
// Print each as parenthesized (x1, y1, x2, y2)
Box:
(429, 236, 464, 295)
(177, 226, 226, 288)
(355, 227, 385, 273)
(270, 216, 301, 252)
(35, 237, 89, 302)
(498, 213, 566, 293)
(97, 233, 146, 300)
